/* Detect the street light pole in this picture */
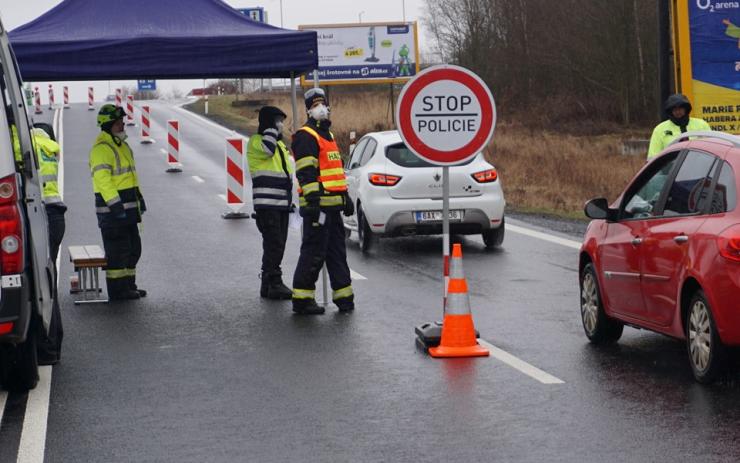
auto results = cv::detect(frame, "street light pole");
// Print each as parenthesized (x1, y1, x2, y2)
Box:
(402, 0, 406, 22)
(280, 0, 283, 27)
(359, 11, 364, 23)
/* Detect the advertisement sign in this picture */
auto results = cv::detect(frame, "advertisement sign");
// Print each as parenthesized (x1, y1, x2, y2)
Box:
(137, 80, 156, 91)
(674, 1, 740, 134)
(299, 22, 420, 85)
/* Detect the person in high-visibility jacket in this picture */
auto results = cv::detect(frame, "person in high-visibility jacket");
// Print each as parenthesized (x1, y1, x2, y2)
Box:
(32, 127, 66, 265)
(89, 104, 146, 301)
(647, 94, 711, 160)
(290, 88, 355, 315)
(248, 106, 294, 300)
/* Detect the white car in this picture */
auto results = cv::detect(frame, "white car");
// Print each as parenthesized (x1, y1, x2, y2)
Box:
(343, 130, 505, 251)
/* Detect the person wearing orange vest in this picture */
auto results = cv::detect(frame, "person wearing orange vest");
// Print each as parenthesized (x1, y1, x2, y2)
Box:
(291, 88, 355, 315)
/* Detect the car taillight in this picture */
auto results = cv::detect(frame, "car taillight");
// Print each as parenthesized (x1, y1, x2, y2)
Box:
(0, 175, 23, 274)
(471, 168, 498, 183)
(369, 173, 402, 186)
(717, 224, 740, 263)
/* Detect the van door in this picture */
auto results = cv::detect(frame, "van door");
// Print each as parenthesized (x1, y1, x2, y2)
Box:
(0, 28, 53, 326)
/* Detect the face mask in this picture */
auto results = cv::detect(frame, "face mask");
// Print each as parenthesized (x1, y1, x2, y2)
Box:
(309, 104, 329, 121)
(275, 120, 285, 132)
(113, 130, 128, 142)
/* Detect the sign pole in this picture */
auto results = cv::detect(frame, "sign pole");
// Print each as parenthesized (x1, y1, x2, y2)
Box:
(312, 68, 329, 307)
(442, 166, 450, 306)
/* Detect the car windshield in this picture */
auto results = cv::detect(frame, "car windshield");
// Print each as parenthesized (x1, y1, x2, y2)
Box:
(385, 143, 476, 168)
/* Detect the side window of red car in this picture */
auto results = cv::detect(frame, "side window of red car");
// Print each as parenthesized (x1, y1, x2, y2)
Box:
(663, 151, 717, 216)
(622, 152, 679, 220)
(709, 162, 737, 214)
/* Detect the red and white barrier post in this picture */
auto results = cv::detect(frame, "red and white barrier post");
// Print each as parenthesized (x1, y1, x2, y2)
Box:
(115, 88, 122, 108)
(222, 137, 249, 219)
(88, 87, 95, 111)
(48, 85, 55, 109)
(140, 105, 153, 144)
(34, 87, 42, 114)
(63, 86, 70, 109)
(166, 120, 182, 173)
(125, 95, 135, 126)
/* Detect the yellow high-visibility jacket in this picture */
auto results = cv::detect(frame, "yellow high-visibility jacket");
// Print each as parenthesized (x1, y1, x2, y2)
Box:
(33, 130, 63, 206)
(647, 118, 712, 159)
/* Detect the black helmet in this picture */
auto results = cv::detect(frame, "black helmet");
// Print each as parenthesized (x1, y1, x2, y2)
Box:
(258, 106, 287, 133)
(664, 94, 692, 116)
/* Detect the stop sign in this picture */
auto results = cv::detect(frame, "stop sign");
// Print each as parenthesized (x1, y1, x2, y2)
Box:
(395, 65, 496, 166)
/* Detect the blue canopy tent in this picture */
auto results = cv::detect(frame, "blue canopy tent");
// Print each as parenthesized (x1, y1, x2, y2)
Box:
(9, 0, 317, 81)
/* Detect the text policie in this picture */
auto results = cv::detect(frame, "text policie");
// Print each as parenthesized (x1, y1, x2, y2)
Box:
(417, 95, 477, 133)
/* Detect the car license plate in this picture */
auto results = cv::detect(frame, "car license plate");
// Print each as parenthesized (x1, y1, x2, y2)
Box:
(415, 210, 464, 222)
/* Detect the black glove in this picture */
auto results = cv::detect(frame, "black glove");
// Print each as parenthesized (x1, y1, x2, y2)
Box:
(139, 197, 147, 215)
(299, 199, 320, 224)
(289, 203, 296, 214)
(343, 194, 355, 217)
(110, 202, 126, 219)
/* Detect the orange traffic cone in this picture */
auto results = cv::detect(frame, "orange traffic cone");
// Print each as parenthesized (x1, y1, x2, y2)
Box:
(429, 244, 489, 358)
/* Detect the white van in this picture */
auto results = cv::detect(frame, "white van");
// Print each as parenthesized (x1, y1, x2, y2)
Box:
(0, 17, 60, 391)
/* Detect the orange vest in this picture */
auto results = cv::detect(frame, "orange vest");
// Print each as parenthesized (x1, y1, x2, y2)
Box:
(299, 126, 347, 193)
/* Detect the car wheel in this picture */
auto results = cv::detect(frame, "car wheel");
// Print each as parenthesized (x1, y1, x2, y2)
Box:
(357, 205, 374, 253)
(0, 317, 40, 392)
(686, 290, 726, 384)
(482, 217, 505, 248)
(580, 263, 623, 344)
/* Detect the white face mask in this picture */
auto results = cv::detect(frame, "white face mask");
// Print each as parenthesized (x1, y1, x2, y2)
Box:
(275, 120, 285, 132)
(308, 104, 329, 121)
(113, 130, 128, 141)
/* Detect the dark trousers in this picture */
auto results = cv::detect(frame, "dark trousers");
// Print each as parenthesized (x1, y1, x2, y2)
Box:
(292, 210, 352, 302)
(46, 205, 66, 266)
(255, 209, 289, 279)
(101, 224, 141, 296)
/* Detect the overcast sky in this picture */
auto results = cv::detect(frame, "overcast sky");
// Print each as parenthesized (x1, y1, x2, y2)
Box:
(0, 0, 429, 102)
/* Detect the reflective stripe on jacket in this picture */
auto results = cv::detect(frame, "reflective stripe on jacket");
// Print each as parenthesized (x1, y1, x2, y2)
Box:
(34, 134, 64, 205)
(89, 131, 142, 228)
(247, 134, 293, 210)
(295, 125, 347, 210)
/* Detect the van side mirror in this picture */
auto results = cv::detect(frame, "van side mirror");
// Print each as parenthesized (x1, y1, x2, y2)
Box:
(584, 197, 614, 221)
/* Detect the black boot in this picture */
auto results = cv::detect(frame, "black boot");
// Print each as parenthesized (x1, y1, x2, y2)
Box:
(107, 278, 140, 301)
(260, 273, 269, 298)
(129, 275, 147, 297)
(336, 301, 355, 313)
(267, 276, 292, 300)
(292, 299, 325, 315)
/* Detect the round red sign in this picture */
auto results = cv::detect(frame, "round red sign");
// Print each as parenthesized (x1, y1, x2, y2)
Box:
(395, 65, 496, 165)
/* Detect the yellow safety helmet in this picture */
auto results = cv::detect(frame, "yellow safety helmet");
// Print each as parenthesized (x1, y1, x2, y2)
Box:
(97, 104, 125, 128)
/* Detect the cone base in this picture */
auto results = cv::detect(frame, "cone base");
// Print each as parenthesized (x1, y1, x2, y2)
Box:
(429, 343, 489, 358)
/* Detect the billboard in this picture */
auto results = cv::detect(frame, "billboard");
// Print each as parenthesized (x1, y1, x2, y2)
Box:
(673, 1, 740, 134)
(298, 22, 420, 85)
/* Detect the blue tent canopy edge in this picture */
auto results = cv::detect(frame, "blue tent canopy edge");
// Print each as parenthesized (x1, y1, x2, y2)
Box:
(8, 0, 318, 81)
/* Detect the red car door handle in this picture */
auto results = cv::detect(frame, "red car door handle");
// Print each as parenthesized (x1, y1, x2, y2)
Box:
(631, 237, 642, 245)
(674, 235, 689, 244)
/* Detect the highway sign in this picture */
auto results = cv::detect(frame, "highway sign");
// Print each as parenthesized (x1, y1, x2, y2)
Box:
(238, 7, 267, 23)
(137, 80, 156, 91)
(396, 65, 496, 166)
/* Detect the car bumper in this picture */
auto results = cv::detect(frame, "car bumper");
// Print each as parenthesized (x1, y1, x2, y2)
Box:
(364, 194, 505, 236)
(0, 274, 30, 344)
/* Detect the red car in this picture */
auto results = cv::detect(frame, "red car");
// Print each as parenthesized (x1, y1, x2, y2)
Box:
(580, 131, 740, 383)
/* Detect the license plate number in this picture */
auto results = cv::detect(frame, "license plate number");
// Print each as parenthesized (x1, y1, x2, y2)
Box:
(415, 210, 463, 222)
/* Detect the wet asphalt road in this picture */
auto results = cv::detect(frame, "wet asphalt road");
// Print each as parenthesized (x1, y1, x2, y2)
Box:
(3, 102, 740, 462)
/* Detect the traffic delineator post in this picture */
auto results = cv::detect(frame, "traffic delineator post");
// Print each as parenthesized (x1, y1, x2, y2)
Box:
(166, 120, 182, 173)
(63, 86, 70, 109)
(48, 85, 55, 110)
(126, 95, 135, 126)
(222, 137, 249, 219)
(88, 87, 95, 111)
(115, 88, 122, 108)
(428, 244, 489, 358)
(140, 105, 153, 144)
(34, 87, 42, 115)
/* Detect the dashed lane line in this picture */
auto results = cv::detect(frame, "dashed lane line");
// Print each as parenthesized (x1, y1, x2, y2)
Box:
(217, 194, 227, 202)
(505, 223, 581, 250)
(159, 148, 168, 155)
(350, 269, 367, 280)
(191, 175, 205, 183)
(0, 391, 7, 425)
(16, 366, 52, 463)
(478, 339, 565, 385)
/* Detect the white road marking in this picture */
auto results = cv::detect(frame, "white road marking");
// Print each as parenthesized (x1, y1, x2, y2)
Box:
(0, 390, 7, 424)
(171, 102, 236, 137)
(217, 194, 227, 202)
(160, 148, 168, 155)
(16, 366, 53, 463)
(350, 269, 367, 281)
(191, 175, 205, 184)
(477, 339, 565, 384)
(506, 223, 581, 250)
(53, 108, 64, 281)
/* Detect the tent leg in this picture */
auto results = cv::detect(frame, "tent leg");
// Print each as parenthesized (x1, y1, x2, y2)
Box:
(291, 72, 299, 133)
